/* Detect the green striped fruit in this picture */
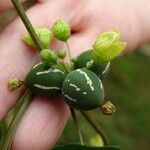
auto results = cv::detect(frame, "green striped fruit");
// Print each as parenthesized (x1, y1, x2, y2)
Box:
(25, 63, 66, 97)
(74, 50, 110, 79)
(62, 68, 104, 110)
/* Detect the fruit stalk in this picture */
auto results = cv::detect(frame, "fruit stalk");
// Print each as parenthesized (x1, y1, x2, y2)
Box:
(81, 111, 108, 145)
(65, 41, 72, 67)
(70, 108, 84, 145)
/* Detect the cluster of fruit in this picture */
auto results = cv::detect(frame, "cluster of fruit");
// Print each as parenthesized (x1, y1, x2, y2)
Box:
(9, 19, 126, 112)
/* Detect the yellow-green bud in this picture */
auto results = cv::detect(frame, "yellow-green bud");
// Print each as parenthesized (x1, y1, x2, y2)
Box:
(8, 78, 23, 90)
(71, 57, 78, 63)
(22, 28, 53, 49)
(57, 50, 66, 59)
(40, 49, 57, 66)
(92, 29, 127, 64)
(51, 19, 71, 41)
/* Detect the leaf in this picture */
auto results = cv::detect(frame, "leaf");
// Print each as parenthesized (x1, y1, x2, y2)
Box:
(0, 121, 7, 146)
(0, 91, 32, 150)
(52, 144, 120, 150)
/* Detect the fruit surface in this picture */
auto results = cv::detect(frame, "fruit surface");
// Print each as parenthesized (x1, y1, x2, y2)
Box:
(62, 68, 104, 110)
(74, 50, 110, 79)
(25, 63, 66, 97)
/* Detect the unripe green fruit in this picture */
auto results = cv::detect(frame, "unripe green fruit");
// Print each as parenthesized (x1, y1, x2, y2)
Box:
(74, 50, 110, 79)
(51, 19, 71, 41)
(25, 63, 66, 97)
(40, 49, 57, 67)
(62, 68, 104, 110)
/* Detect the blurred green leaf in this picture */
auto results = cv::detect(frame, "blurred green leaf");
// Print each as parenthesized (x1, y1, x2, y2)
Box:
(0, 121, 7, 146)
(52, 144, 120, 150)
(0, 91, 32, 150)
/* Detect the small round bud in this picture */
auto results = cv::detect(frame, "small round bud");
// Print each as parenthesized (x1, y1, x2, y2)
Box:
(8, 78, 23, 90)
(100, 101, 116, 115)
(40, 49, 57, 67)
(71, 57, 78, 63)
(51, 19, 71, 41)
(57, 50, 67, 59)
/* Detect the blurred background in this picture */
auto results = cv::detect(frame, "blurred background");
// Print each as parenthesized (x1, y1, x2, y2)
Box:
(0, 1, 150, 150)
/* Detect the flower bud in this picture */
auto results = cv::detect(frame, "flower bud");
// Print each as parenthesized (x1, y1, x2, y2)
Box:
(8, 78, 23, 90)
(92, 29, 127, 64)
(51, 19, 71, 41)
(22, 28, 53, 49)
(71, 57, 78, 63)
(40, 49, 57, 67)
(57, 50, 67, 59)
(100, 101, 116, 115)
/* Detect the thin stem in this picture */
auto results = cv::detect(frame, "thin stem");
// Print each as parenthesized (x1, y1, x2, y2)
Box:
(65, 41, 73, 69)
(70, 108, 84, 145)
(11, 0, 43, 51)
(57, 61, 71, 74)
(81, 111, 108, 145)
(1, 90, 32, 150)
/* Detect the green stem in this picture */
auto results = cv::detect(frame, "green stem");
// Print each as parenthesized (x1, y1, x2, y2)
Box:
(11, 0, 43, 51)
(81, 111, 108, 145)
(0, 90, 32, 150)
(65, 41, 73, 69)
(70, 108, 84, 145)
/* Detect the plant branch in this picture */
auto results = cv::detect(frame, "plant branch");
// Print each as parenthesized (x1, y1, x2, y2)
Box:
(0, 90, 32, 150)
(81, 111, 108, 145)
(70, 108, 84, 145)
(11, 0, 43, 51)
